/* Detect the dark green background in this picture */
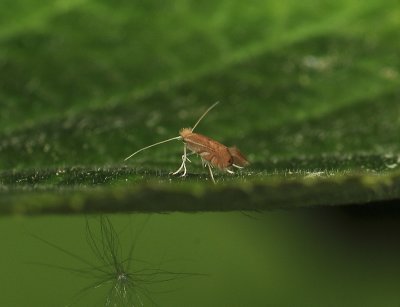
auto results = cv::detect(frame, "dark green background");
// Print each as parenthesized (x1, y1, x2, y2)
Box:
(4, 212, 400, 307)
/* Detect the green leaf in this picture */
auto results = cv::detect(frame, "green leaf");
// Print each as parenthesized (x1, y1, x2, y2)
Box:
(1, 0, 400, 214)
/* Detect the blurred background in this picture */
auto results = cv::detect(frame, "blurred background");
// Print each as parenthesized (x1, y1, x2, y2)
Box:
(1, 0, 400, 306)
(1, 0, 399, 169)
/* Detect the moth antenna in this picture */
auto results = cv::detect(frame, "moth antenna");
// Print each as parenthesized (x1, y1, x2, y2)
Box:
(191, 101, 220, 132)
(124, 136, 182, 161)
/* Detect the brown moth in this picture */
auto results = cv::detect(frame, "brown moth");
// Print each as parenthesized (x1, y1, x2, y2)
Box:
(124, 102, 249, 183)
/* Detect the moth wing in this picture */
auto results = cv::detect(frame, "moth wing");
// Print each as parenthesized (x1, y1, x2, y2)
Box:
(228, 146, 249, 167)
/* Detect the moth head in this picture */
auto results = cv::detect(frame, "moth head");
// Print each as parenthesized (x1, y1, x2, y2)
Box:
(179, 128, 193, 138)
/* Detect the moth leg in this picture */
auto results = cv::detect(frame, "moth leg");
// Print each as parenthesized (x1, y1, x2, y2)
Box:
(226, 169, 235, 174)
(171, 161, 184, 176)
(185, 152, 195, 163)
(207, 164, 216, 184)
(171, 144, 188, 176)
(232, 164, 244, 169)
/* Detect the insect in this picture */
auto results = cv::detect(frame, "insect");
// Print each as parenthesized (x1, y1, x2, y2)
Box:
(32, 216, 201, 306)
(124, 102, 249, 183)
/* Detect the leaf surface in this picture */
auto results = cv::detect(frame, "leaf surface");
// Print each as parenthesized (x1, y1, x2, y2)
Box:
(1, 0, 400, 214)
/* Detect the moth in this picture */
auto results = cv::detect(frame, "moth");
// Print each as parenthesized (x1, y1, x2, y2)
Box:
(124, 102, 249, 183)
